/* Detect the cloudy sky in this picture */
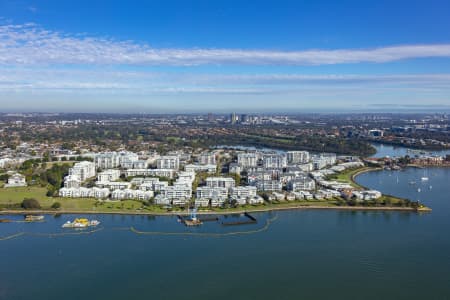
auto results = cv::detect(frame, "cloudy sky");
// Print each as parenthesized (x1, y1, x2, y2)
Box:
(1, 0, 450, 113)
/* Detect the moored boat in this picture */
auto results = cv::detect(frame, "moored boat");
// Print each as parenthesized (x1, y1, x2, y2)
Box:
(62, 218, 101, 228)
(25, 215, 45, 222)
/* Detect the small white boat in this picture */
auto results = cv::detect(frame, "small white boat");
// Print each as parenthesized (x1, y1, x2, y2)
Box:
(421, 177, 429, 181)
(89, 220, 101, 226)
(25, 215, 45, 222)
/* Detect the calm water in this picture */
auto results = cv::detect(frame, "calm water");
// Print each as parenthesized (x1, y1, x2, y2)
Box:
(1, 168, 450, 300)
(371, 143, 450, 158)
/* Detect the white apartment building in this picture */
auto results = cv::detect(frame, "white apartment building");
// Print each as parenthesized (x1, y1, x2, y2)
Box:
(157, 156, 180, 170)
(229, 163, 241, 175)
(287, 151, 310, 164)
(95, 181, 131, 191)
(263, 154, 287, 169)
(94, 151, 139, 169)
(153, 181, 169, 192)
(121, 159, 148, 169)
(288, 177, 316, 191)
(125, 169, 175, 178)
(185, 164, 217, 174)
(199, 152, 216, 165)
(177, 171, 196, 185)
(160, 185, 192, 200)
(211, 198, 227, 207)
(111, 189, 154, 201)
(64, 175, 81, 188)
(95, 152, 121, 169)
(4, 173, 27, 188)
(195, 198, 211, 207)
(237, 153, 258, 168)
(154, 195, 171, 206)
(196, 186, 228, 200)
(247, 172, 273, 185)
(69, 161, 96, 181)
(97, 169, 121, 182)
(59, 187, 110, 198)
(312, 153, 337, 170)
(205, 177, 236, 189)
(255, 180, 282, 192)
(352, 190, 382, 201)
(230, 186, 257, 198)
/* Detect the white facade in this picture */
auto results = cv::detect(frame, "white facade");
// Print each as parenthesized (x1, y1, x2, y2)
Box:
(177, 171, 196, 185)
(95, 152, 121, 169)
(263, 154, 287, 169)
(64, 175, 81, 188)
(287, 151, 310, 164)
(206, 177, 236, 189)
(185, 164, 217, 174)
(95, 181, 131, 191)
(352, 190, 382, 201)
(59, 187, 110, 198)
(69, 161, 96, 182)
(95, 151, 139, 169)
(122, 159, 148, 169)
(288, 177, 316, 191)
(229, 163, 241, 175)
(5, 173, 27, 187)
(125, 169, 175, 178)
(157, 156, 180, 170)
(196, 186, 228, 200)
(230, 186, 257, 198)
(256, 180, 282, 192)
(111, 189, 154, 201)
(199, 152, 216, 165)
(160, 185, 192, 200)
(97, 169, 121, 182)
(237, 153, 258, 168)
(312, 153, 337, 170)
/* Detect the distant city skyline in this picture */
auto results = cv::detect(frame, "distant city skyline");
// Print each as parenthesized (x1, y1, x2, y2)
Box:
(1, 0, 450, 112)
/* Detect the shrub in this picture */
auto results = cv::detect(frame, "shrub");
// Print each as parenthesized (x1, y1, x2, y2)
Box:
(21, 198, 41, 210)
(51, 202, 61, 209)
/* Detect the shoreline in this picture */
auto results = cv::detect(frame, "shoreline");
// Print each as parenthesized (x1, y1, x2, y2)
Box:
(0, 204, 430, 217)
(0, 166, 434, 217)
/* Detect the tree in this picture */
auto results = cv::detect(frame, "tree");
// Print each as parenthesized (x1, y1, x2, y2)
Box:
(51, 202, 61, 210)
(21, 198, 41, 209)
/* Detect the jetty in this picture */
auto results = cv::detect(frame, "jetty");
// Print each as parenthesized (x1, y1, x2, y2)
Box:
(222, 212, 257, 226)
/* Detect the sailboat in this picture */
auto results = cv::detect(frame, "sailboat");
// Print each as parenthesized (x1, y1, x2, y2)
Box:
(421, 169, 429, 181)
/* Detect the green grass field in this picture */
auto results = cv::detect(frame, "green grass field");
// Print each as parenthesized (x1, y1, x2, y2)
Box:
(326, 167, 374, 188)
(0, 186, 145, 212)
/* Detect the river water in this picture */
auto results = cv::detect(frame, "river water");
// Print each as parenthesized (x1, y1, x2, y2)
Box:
(370, 143, 450, 158)
(1, 147, 450, 299)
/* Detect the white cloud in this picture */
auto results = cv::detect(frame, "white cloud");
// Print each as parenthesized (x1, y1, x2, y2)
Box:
(1, 23, 450, 66)
(1, 68, 450, 97)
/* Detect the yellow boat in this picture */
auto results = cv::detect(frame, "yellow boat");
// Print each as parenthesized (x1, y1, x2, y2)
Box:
(62, 218, 100, 228)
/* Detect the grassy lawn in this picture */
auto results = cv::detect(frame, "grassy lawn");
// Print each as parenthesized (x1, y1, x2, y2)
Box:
(0, 186, 143, 212)
(326, 167, 374, 188)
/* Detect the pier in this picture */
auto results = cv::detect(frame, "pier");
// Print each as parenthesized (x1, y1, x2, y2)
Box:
(222, 212, 257, 226)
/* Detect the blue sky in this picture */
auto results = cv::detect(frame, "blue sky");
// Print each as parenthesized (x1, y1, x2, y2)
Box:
(0, 0, 450, 113)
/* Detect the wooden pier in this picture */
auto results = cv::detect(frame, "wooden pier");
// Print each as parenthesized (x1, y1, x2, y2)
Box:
(222, 212, 257, 226)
